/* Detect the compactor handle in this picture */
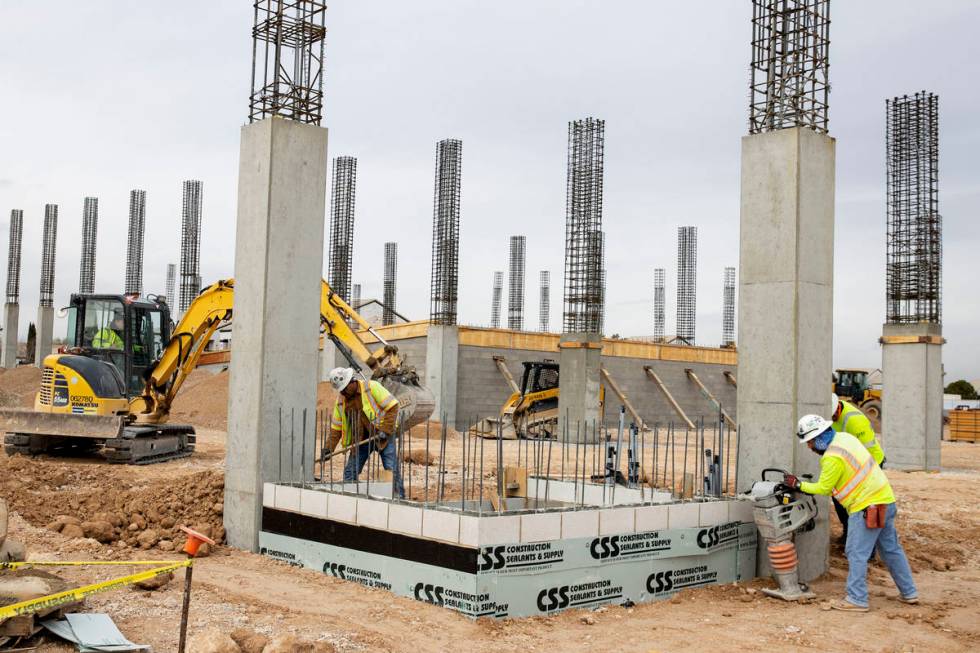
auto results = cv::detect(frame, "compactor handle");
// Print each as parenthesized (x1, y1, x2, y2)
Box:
(761, 468, 791, 482)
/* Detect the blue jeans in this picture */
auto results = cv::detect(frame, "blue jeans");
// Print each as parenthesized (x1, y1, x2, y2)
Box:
(845, 502, 917, 607)
(343, 438, 404, 499)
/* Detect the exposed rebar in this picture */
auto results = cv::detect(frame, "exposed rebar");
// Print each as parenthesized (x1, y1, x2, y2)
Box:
(180, 180, 203, 314)
(39, 204, 58, 307)
(165, 263, 176, 305)
(722, 266, 736, 347)
(538, 270, 550, 332)
(653, 268, 665, 342)
(328, 156, 357, 304)
(382, 242, 397, 326)
(490, 271, 503, 328)
(430, 139, 462, 326)
(507, 236, 526, 330)
(6, 210, 23, 304)
(79, 197, 98, 295)
(676, 226, 697, 345)
(562, 117, 605, 334)
(125, 190, 146, 296)
(749, 0, 831, 134)
(351, 283, 361, 311)
(886, 91, 941, 325)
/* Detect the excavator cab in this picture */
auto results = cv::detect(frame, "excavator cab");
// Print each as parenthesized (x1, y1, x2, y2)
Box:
(65, 294, 172, 398)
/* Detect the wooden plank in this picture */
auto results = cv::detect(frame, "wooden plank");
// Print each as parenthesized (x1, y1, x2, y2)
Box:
(878, 334, 945, 345)
(723, 371, 737, 387)
(685, 368, 737, 429)
(599, 367, 648, 432)
(492, 356, 520, 394)
(642, 366, 696, 430)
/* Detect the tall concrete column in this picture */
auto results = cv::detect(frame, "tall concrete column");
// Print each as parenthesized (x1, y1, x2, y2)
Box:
(2, 304, 18, 368)
(225, 117, 328, 551)
(425, 324, 458, 426)
(557, 333, 602, 441)
(735, 127, 835, 582)
(35, 306, 53, 366)
(881, 324, 943, 470)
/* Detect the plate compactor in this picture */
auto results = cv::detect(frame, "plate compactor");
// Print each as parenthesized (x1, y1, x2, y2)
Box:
(747, 468, 819, 601)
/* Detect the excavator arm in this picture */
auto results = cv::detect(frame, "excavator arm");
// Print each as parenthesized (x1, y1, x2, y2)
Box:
(134, 278, 428, 425)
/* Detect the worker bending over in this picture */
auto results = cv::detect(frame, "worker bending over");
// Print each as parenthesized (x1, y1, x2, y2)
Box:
(785, 415, 917, 612)
(326, 367, 404, 498)
(831, 393, 886, 542)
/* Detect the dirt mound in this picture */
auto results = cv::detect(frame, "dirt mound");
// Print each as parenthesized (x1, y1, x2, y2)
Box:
(171, 370, 231, 430)
(0, 453, 225, 552)
(0, 366, 41, 407)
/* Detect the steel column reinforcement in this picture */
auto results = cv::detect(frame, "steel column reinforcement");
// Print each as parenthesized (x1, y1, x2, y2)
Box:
(6, 210, 23, 304)
(490, 271, 503, 328)
(39, 204, 58, 307)
(383, 242, 397, 326)
(676, 227, 697, 345)
(886, 91, 941, 325)
(328, 156, 357, 304)
(249, 0, 327, 125)
(508, 236, 526, 330)
(749, 0, 831, 134)
(165, 263, 176, 305)
(351, 283, 361, 311)
(539, 270, 551, 332)
(722, 266, 736, 347)
(430, 139, 462, 326)
(563, 117, 605, 334)
(180, 180, 203, 314)
(653, 268, 665, 342)
(79, 197, 98, 295)
(124, 190, 146, 296)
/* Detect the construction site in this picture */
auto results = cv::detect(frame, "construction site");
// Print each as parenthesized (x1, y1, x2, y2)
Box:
(0, 1, 977, 651)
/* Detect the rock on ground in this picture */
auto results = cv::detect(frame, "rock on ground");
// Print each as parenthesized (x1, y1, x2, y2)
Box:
(187, 629, 241, 653)
(230, 628, 270, 653)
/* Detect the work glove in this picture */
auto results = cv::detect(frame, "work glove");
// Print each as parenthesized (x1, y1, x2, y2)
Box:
(782, 474, 801, 490)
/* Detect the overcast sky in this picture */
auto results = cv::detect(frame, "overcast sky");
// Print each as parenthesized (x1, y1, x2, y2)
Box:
(1, 1, 978, 381)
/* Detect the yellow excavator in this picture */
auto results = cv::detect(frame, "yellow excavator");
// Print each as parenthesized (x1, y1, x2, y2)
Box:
(0, 279, 432, 464)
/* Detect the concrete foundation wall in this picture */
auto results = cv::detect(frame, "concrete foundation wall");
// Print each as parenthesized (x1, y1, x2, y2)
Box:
(881, 323, 943, 471)
(2, 303, 18, 368)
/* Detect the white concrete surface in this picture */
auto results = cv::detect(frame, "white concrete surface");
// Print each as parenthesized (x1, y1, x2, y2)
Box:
(667, 502, 700, 529)
(425, 324, 458, 425)
(598, 507, 635, 535)
(2, 303, 18, 368)
(520, 512, 562, 542)
(389, 504, 424, 537)
(735, 127, 834, 582)
(634, 505, 669, 532)
(882, 323, 943, 470)
(356, 498, 389, 530)
(300, 488, 329, 518)
(327, 493, 357, 524)
(698, 500, 729, 527)
(561, 510, 600, 539)
(35, 305, 53, 367)
(422, 509, 460, 543)
(224, 117, 328, 551)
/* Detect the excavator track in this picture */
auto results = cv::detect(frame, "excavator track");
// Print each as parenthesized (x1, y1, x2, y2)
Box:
(103, 424, 196, 465)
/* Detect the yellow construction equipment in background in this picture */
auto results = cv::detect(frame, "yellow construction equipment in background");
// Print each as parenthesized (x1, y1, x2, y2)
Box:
(832, 368, 882, 429)
(0, 279, 433, 464)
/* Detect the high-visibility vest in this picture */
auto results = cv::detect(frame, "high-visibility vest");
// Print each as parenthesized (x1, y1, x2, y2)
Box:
(823, 432, 894, 514)
(833, 400, 884, 464)
(330, 380, 398, 447)
(93, 328, 123, 350)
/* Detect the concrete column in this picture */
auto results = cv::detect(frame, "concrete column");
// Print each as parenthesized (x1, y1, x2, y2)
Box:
(224, 117, 328, 551)
(2, 303, 18, 368)
(425, 324, 458, 426)
(881, 323, 943, 471)
(318, 339, 340, 382)
(557, 333, 602, 441)
(35, 306, 53, 367)
(735, 127, 835, 582)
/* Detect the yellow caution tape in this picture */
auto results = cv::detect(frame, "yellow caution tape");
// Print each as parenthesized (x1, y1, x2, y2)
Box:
(0, 560, 186, 570)
(0, 559, 192, 621)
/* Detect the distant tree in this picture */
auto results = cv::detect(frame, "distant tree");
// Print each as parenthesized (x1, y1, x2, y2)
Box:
(945, 379, 978, 400)
(25, 322, 36, 364)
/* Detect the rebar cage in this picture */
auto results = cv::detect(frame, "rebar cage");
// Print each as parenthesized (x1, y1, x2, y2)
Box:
(125, 190, 146, 296)
(6, 210, 23, 304)
(328, 156, 357, 305)
(180, 181, 204, 314)
(653, 268, 665, 342)
(430, 139, 462, 326)
(539, 270, 551, 332)
(79, 198, 98, 295)
(675, 227, 697, 345)
(39, 205, 58, 307)
(490, 271, 503, 328)
(383, 242, 398, 326)
(508, 236, 526, 330)
(722, 267, 736, 347)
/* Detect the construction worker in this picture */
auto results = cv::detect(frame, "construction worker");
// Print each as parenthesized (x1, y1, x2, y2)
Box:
(831, 393, 886, 542)
(326, 367, 403, 498)
(784, 415, 918, 612)
(92, 312, 124, 350)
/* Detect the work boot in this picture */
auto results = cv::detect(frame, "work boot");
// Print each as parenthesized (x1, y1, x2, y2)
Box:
(829, 599, 868, 613)
(898, 595, 920, 605)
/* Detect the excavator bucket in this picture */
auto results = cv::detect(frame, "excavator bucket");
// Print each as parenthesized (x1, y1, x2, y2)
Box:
(0, 408, 125, 441)
(381, 377, 435, 431)
(468, 415, 518, 439)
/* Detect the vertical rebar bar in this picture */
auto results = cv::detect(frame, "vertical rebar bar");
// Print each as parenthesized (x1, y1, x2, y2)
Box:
(383, 242, 397, 325)
(39, 205, 58, 308)
(328, 156, 357, 304)
(676, 226, 697, 345)
(508, 236, 526, 330)
(179, 180, 203, 314)
(538, 270, 550, 332)
(430, 139, 463, 326)
(653, 268, 665, 342)
(79, 197, 98, 294)
(490, 271, 503, 328)
(6, 209, 23, 304)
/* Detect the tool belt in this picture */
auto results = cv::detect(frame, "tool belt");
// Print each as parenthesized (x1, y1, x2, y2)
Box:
(864, 504, 887, 529)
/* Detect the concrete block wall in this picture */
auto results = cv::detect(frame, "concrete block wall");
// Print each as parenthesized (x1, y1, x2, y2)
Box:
(453, 343, 736, 430)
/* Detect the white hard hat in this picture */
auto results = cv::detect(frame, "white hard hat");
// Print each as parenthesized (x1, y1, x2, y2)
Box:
(831, 392, 840, 413)
(328, 367, 355, 392)
(797, 414, 833, 443)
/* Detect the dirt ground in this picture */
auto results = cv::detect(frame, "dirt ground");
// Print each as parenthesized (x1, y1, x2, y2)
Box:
(0, 367, 978, 651)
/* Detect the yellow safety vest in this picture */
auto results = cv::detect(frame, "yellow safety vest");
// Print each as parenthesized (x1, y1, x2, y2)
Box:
(833, 400, 884, 464)
(330, 380, 398, 447)
(93, 328, 123, 350)
(823, 432, 894, 514)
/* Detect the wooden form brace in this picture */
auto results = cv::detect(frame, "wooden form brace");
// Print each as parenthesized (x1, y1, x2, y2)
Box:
(492, 355, 520, 394)
(599, 367, 648, 432)
(685, 368, 737, 429)
(642, 366, 696, 430)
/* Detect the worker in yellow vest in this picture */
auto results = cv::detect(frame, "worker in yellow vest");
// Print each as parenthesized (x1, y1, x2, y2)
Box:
(326, 367, 403, 498)
(782, 415, 918, 612)
(831, 393, 886, 543)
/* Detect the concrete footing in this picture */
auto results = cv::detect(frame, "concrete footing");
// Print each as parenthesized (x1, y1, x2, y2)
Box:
(735, 127, 835, 582)
(224, 117, 328, 551)
(2, 303, 18, 368)
(35, 306, 53, 367)
(881, 323, 943, 471)
(557, 333, 602, 441)
(425, 324, 458, 425)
